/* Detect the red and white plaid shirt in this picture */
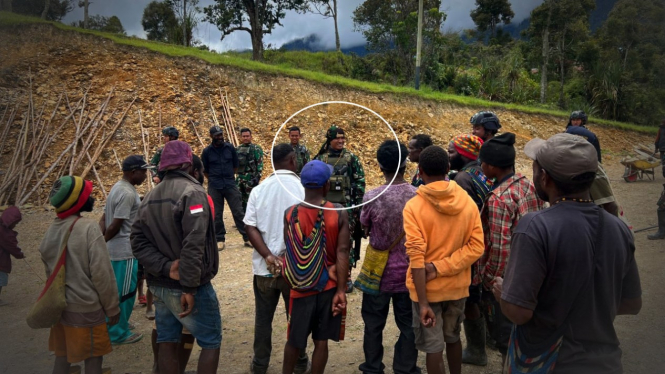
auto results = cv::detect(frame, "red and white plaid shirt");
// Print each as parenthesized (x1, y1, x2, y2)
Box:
(474, 173, 544, 290)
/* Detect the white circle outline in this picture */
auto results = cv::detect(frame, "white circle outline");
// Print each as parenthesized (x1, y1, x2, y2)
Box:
(271, 101, 401, 211)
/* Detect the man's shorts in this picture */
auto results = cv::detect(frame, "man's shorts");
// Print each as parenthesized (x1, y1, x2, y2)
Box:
(150, 282, 222, 349)
(287, 288, 345, 349)
(412, 298, 466, 353)
(49, 321, 112, 363)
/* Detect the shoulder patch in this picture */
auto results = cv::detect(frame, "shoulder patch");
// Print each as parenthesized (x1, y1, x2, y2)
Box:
(189, 204, 204, 214)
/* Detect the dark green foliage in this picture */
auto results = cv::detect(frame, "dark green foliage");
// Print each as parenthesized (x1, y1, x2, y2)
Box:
(72, 14, 125, 34)
(470, 0, 515, 38)
(12, 0, 73, 21)
(142, 1, 179, 42)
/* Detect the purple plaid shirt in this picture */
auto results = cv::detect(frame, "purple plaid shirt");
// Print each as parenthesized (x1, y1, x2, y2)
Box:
(360, 183, 417, 293)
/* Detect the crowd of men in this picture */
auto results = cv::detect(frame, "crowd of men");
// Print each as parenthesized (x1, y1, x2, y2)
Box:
(15, 109, 658, 374)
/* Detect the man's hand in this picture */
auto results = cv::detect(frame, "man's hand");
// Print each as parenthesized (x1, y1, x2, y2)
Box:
(169, 260, 180, 280)
(328, 264, 337, 282)
(266, 255, 282, 276)
(419, 303, 436, 327)
(153, 176, 161, 184)
(332, 290, 346, 317)
(107, 313, 120, 326)
(425, 262, 437, 282)
(179, 293, 195, 318)
(492, 277, 504, 301)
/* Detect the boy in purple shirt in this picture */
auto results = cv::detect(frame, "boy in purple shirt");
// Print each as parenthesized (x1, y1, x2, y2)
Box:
(358, 140, 421, 374)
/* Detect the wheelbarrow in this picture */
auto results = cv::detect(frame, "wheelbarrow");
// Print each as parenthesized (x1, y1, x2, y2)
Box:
(620, 147, 661, 182)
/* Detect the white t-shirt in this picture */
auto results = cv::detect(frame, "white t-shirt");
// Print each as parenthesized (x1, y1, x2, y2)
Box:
(104, 179, 140, 261)
(243, 170, 305, 276)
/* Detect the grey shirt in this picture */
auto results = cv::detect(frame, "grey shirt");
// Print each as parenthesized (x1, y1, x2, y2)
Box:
(105, 179, 140, 261)
(502, 203, 641, 374)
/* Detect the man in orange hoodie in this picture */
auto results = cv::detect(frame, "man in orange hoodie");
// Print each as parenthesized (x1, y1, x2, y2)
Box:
(404, 146, 484, 374)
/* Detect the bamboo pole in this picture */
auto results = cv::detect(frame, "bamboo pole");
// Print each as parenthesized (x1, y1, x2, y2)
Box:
(81, 97, 136, 179)
(223, 88, 240, 146)
(18, 142, 75, 206)
(86, 151, 107, 200)
(189, 118, 205, 147)
(112, 148, 122, 170)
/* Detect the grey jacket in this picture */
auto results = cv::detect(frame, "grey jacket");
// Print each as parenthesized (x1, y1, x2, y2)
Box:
(131, 170, 218, 294)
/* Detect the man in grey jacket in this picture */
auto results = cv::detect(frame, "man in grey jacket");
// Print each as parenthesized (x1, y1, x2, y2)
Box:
(132, 140, 220, 374)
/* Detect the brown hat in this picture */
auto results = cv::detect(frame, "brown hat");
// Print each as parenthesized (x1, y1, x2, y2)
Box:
(524, 133, 597, 183)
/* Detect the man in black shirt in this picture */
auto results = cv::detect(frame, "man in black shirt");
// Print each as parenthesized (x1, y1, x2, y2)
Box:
(494, 133, 642, 373)
(201, 126, 249, 250)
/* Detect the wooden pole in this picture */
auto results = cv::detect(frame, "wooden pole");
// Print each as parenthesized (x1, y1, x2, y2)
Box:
(86, 151, 107, 200)
(189, 119, 205, 147)
(81, 97, 136, 179)
(112, 148, 122, 170)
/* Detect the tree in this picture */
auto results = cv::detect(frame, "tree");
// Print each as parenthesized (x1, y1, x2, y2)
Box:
(203, 0, 310, 61)
(41, 0, 50, 19)
(309, 0, 340, 52)
(13, 0, 74, 21)
(142, 1, 180, 43)
(353, 0, 446, 84)
(470, 0, 515, 39)
(73, 14, 125, 34)
(167, 0, 200, 47)
(77, 0, 89, 29)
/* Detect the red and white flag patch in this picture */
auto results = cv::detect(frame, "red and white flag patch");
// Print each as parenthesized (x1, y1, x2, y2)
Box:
(189, 204, 204, 214)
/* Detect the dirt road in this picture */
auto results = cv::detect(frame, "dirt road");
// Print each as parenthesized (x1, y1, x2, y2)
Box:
(0, 161, 663, 374)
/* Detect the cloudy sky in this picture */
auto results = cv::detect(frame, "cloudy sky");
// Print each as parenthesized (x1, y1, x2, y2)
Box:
(62, 0, 545, 52)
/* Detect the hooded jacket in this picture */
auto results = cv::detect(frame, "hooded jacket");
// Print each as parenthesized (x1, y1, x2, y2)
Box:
(0, 206, 23, 273)
(403, 180, 484, 303)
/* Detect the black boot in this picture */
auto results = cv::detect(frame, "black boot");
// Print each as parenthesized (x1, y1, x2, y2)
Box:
(647, 210, 665, 240)
(462, 316, 488, 366)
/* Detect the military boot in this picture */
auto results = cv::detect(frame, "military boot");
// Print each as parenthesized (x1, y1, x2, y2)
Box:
(462, 316, 488, 366)
(647, 210, 665, 240)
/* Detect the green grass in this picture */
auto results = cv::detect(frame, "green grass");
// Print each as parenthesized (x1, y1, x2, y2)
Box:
(0, 11, 657, 135)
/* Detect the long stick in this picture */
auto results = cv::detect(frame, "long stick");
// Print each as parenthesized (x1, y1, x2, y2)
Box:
(81, 97, 136, 179)
(189, 118, 205, 147)
(86, 151, 107, 200)
(223, 88, 239, 146)
(112, 148, 122, 170)
(18, 142, 75, 206)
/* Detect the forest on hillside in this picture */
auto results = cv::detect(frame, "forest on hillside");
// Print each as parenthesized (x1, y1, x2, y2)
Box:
(2, 0, 664, 127)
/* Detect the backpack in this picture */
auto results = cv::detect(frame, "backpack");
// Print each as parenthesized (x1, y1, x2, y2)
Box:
(283, 204, 330, 292)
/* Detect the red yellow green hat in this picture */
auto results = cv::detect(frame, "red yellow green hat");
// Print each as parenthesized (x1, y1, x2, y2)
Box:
(49, 176, 93, 219)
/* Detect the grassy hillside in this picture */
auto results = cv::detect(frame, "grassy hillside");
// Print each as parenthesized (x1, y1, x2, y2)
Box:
(0, 11, 656, 134)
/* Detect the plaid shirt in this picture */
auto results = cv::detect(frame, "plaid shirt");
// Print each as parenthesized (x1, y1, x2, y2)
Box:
(474, 173, 544, 290)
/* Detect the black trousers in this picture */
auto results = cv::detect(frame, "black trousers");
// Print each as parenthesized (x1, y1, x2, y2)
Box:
(208, 185, 247, 242)
(359, 292, 421, 374)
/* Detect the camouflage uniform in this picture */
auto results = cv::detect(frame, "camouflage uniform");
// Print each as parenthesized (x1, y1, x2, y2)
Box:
(150, 147, 165, 181)
(316, 148, 366, 267)
(292, 143, 311, 175)
(236, 143, 264, 211)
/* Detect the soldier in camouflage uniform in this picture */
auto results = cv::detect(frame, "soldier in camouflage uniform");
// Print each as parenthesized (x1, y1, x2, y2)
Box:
(316, 125, 365, 291)
(150, 126, 179, 184)
(289, 126, 310, 175)
(236, 128, 264, 211)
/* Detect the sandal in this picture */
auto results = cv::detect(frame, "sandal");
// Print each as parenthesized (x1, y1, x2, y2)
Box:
(145, 310, 155, 320)
(138, 295, 147, 305)
(113, 332, 143, 345)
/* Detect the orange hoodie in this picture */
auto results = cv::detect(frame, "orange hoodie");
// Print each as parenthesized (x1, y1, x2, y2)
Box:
(403, 180, 484, 303)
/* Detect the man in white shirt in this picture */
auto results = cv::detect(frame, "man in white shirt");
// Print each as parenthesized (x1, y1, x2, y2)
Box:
(244, 143, 311, 374)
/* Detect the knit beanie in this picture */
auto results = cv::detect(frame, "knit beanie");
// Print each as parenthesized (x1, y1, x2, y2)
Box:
(479, 132, 516, 168)
(49, 176, 93, 219)
(159, 140, 193, 172)
(451, 134, 484, 161)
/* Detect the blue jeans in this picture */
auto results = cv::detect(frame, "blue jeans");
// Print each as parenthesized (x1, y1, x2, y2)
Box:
(150, 282, 222, 349)
(359, 292, 421, 374)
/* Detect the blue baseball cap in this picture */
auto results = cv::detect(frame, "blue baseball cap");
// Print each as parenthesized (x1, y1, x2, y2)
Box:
(300, 160, 333, 189)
